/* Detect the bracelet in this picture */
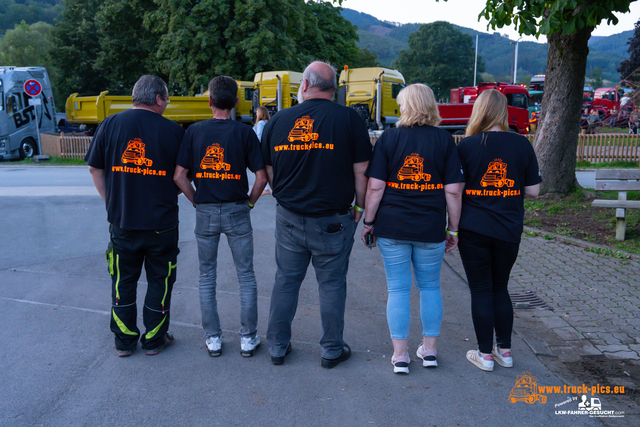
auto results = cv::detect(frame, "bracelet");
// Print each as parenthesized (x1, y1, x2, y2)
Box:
(353, 205, 364, 212)
(363, 219, 375, 226)
(446, 229, 458, 236)
(249, 203, 254, 209)
(363, 224, 374, 230)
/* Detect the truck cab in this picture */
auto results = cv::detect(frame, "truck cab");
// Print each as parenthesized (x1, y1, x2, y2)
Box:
(252, 71, 303, 118)
(0, 67, 57, 160)
(337, 67, 405, 130)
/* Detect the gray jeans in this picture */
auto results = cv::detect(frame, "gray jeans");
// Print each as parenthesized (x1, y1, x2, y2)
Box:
(195, 201, 258, 338)
(267, 205, 356, 359)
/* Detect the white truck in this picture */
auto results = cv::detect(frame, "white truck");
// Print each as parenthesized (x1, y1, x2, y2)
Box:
(0, 67, 57, 160)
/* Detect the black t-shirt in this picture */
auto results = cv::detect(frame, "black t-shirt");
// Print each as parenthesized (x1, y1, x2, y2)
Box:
(176, 119, 264, 204)
(85, 109, 184, 230)
(261, 98, 372, 216)
(457, 131, 542, 243)
(366, 125, 463, 243)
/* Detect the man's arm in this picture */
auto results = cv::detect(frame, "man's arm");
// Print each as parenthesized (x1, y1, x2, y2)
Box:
(89, 166, 106, 202)
(352, 161, 369, 222)
(173, 165, 196, 205)
(266, 165, 274, 188)
(249, 168, 268, 205)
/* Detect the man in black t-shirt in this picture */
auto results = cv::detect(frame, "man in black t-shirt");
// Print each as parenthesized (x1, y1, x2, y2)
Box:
(86, 75, 184, 357)
(174, 76, 268, 358)
(261, 61, 371, 368)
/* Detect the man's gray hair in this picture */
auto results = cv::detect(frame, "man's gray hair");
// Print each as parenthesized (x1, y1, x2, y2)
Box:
(303, 61, 337, 92)
(132, 75, 168, 106)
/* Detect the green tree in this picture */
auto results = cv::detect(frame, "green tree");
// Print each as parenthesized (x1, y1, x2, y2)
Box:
(461, 0, 635, 195)
(50, 0, 102, 99)
(0, 21, 54, 65)
(618, 18, 640, 83)
(589, 67, 604, 88)
(393, 22, 484, 100)
(349, 48, 379, 68)
(94, 0, 160, 94)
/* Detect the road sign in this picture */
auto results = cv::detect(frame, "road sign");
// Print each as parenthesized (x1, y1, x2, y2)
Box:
(24, 79, 42, 97)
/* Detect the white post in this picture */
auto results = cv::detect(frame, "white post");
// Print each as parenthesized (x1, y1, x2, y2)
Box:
(513, 38, 522, 84)
(474, 35, 478, 86)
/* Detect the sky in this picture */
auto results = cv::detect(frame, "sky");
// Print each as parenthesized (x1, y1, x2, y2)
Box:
(342, 0, 640, 43)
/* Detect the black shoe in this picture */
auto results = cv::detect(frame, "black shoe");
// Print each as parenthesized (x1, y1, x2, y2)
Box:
(321, 344, 351, 369)
(116, 348, 134, 357)
(145, 333, 174, 356)
(271, 342, 292, 366)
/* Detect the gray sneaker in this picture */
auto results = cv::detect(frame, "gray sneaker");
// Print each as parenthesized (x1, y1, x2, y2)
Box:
(206, 336, 222, 357)
(240, 335, 261, 357)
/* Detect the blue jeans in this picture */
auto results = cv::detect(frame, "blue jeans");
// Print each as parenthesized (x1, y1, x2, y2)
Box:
(195, 201, 258, 338)
(267, 205, 356, 359)
(377, 238, 445, 340)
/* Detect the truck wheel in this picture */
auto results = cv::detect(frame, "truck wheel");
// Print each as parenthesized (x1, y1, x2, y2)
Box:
(19, 138, 37, 160)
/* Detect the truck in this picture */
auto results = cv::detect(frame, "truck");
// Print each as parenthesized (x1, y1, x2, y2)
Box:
(481, 160, 514, 188)
(66, 81, 254, 132)
(337, 66, 405, 130)
(590, 87, 625, 117)
(200, 144, 230, 171)
(509, 372, 547, 404)
(0, 66, 57, 160)
(252, 71, 303, 118)
(446, 82, 530, 134)
(529, 74, 545, 92)
(397, 154, 431, 182)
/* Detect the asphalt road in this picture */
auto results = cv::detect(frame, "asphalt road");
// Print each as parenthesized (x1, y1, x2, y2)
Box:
(0, 166, 602, 426)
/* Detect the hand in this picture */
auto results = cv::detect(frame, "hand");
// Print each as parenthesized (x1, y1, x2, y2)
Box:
(352, 207, 363, 223)
(445, 233, 458, 253)
(361, 226, 374, 247)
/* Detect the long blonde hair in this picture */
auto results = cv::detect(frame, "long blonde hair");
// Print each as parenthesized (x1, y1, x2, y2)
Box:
(396, 84, 441, 127)
(256, 106, 270, 122)
(465, 89, 509, 136)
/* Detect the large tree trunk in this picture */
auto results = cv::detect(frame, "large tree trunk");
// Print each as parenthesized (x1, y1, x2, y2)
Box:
(535, 26, 593, 195)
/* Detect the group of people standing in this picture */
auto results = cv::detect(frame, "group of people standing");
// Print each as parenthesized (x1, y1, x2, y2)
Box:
(86, 60, 540, 375)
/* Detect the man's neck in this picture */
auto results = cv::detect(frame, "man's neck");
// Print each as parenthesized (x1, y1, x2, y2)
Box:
(212, 108, 232, 120)
(303, 89, 333, 101)
(133, 105, 162, 114)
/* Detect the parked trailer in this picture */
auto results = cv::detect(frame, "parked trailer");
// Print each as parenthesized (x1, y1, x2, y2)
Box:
(0, 66, 57, 159)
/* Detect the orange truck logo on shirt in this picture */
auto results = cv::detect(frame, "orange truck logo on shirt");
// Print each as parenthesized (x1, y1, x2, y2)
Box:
(200, 144, 231, 171)
(481, 159, 514, 188)
(397, 154, 431, 182)
(509, 372, 547, 404)
(287, 116, 319, 142)
(121, 138, 153, 167)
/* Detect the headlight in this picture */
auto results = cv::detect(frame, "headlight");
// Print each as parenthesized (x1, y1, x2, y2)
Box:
(0, 138, 7, 148)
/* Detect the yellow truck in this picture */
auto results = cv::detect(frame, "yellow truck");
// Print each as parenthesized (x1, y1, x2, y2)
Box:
(337, 66, 405, 130)
(252, 71, 303, 117)
(65, 81, 254, 131)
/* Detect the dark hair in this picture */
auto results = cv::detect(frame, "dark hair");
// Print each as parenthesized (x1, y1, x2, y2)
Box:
(132, 75, 168, 106)
(208, 76, 237, 110)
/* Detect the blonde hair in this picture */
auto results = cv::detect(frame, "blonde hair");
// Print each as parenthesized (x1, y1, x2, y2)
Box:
(396, 84, 441, 127)
(256, 106, 270, 122)
(465, 89, 509, 136)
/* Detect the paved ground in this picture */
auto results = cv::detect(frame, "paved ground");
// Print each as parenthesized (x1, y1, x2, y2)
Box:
(0, 165, 637, 426)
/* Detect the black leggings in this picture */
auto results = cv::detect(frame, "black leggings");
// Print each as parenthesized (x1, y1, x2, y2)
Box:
(458, 229, 520, 354)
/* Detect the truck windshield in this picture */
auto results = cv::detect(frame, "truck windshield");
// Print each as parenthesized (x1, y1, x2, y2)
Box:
(507, 93, 529, 110)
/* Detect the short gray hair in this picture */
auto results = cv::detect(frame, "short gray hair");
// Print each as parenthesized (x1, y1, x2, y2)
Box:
(303, 61, 337, 92)
(132, 75, 168, 106)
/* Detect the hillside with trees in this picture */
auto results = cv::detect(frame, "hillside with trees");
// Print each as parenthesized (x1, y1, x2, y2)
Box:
(0, 0, 62, 34)
(342, 8, 631, 85)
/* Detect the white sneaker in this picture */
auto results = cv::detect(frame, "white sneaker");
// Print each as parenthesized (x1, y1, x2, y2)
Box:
(391, 353, 410, 374)
(206, 336, 222, 357)
(492, 346, 513, 368)
(416, 344, 438, 368)
(240, 335, 261, 357)
(466, 349, 494, 372)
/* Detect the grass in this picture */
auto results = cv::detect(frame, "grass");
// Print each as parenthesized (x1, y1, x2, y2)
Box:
(8, 157, 86, 166)
(585, 247, 631, 259)
(576, 160, 639, 168)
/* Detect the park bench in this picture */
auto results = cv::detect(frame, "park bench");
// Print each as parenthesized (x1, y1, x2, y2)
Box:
(591, 169, 640, 241)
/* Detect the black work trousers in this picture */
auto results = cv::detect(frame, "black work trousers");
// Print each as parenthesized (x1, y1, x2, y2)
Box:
(458, 229, 519, 354)
(107, 224, 179, 351)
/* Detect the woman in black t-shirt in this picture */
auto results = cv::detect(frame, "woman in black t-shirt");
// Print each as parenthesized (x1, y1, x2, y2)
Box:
(362, 84, 463, 374)
(457, 89, 541, 372)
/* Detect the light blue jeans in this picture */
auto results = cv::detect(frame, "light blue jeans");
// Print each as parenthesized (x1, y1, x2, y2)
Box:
(195, 201, 258, 338)
(377, 238, 445, 340)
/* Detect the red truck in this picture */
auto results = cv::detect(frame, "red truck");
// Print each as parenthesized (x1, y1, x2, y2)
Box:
(444, 82, 531, 135)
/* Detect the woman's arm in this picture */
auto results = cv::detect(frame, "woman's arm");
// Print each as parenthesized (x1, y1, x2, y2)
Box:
(361, 177, 385, 246)
(444, 182, 462, 252)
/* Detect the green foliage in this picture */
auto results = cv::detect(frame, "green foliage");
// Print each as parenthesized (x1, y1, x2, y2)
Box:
(393, 22, 480, 99)
(618, 19, 640, 83)
(589, 67, 604, 88)
(356, 29, 406, 66)
(0, 21, 54, 65)
(349, 48, 379, 68)
(0, 0, 62, 34)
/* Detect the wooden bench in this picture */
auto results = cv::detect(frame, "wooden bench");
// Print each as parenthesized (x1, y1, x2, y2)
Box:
(592, 170, 640, 241)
